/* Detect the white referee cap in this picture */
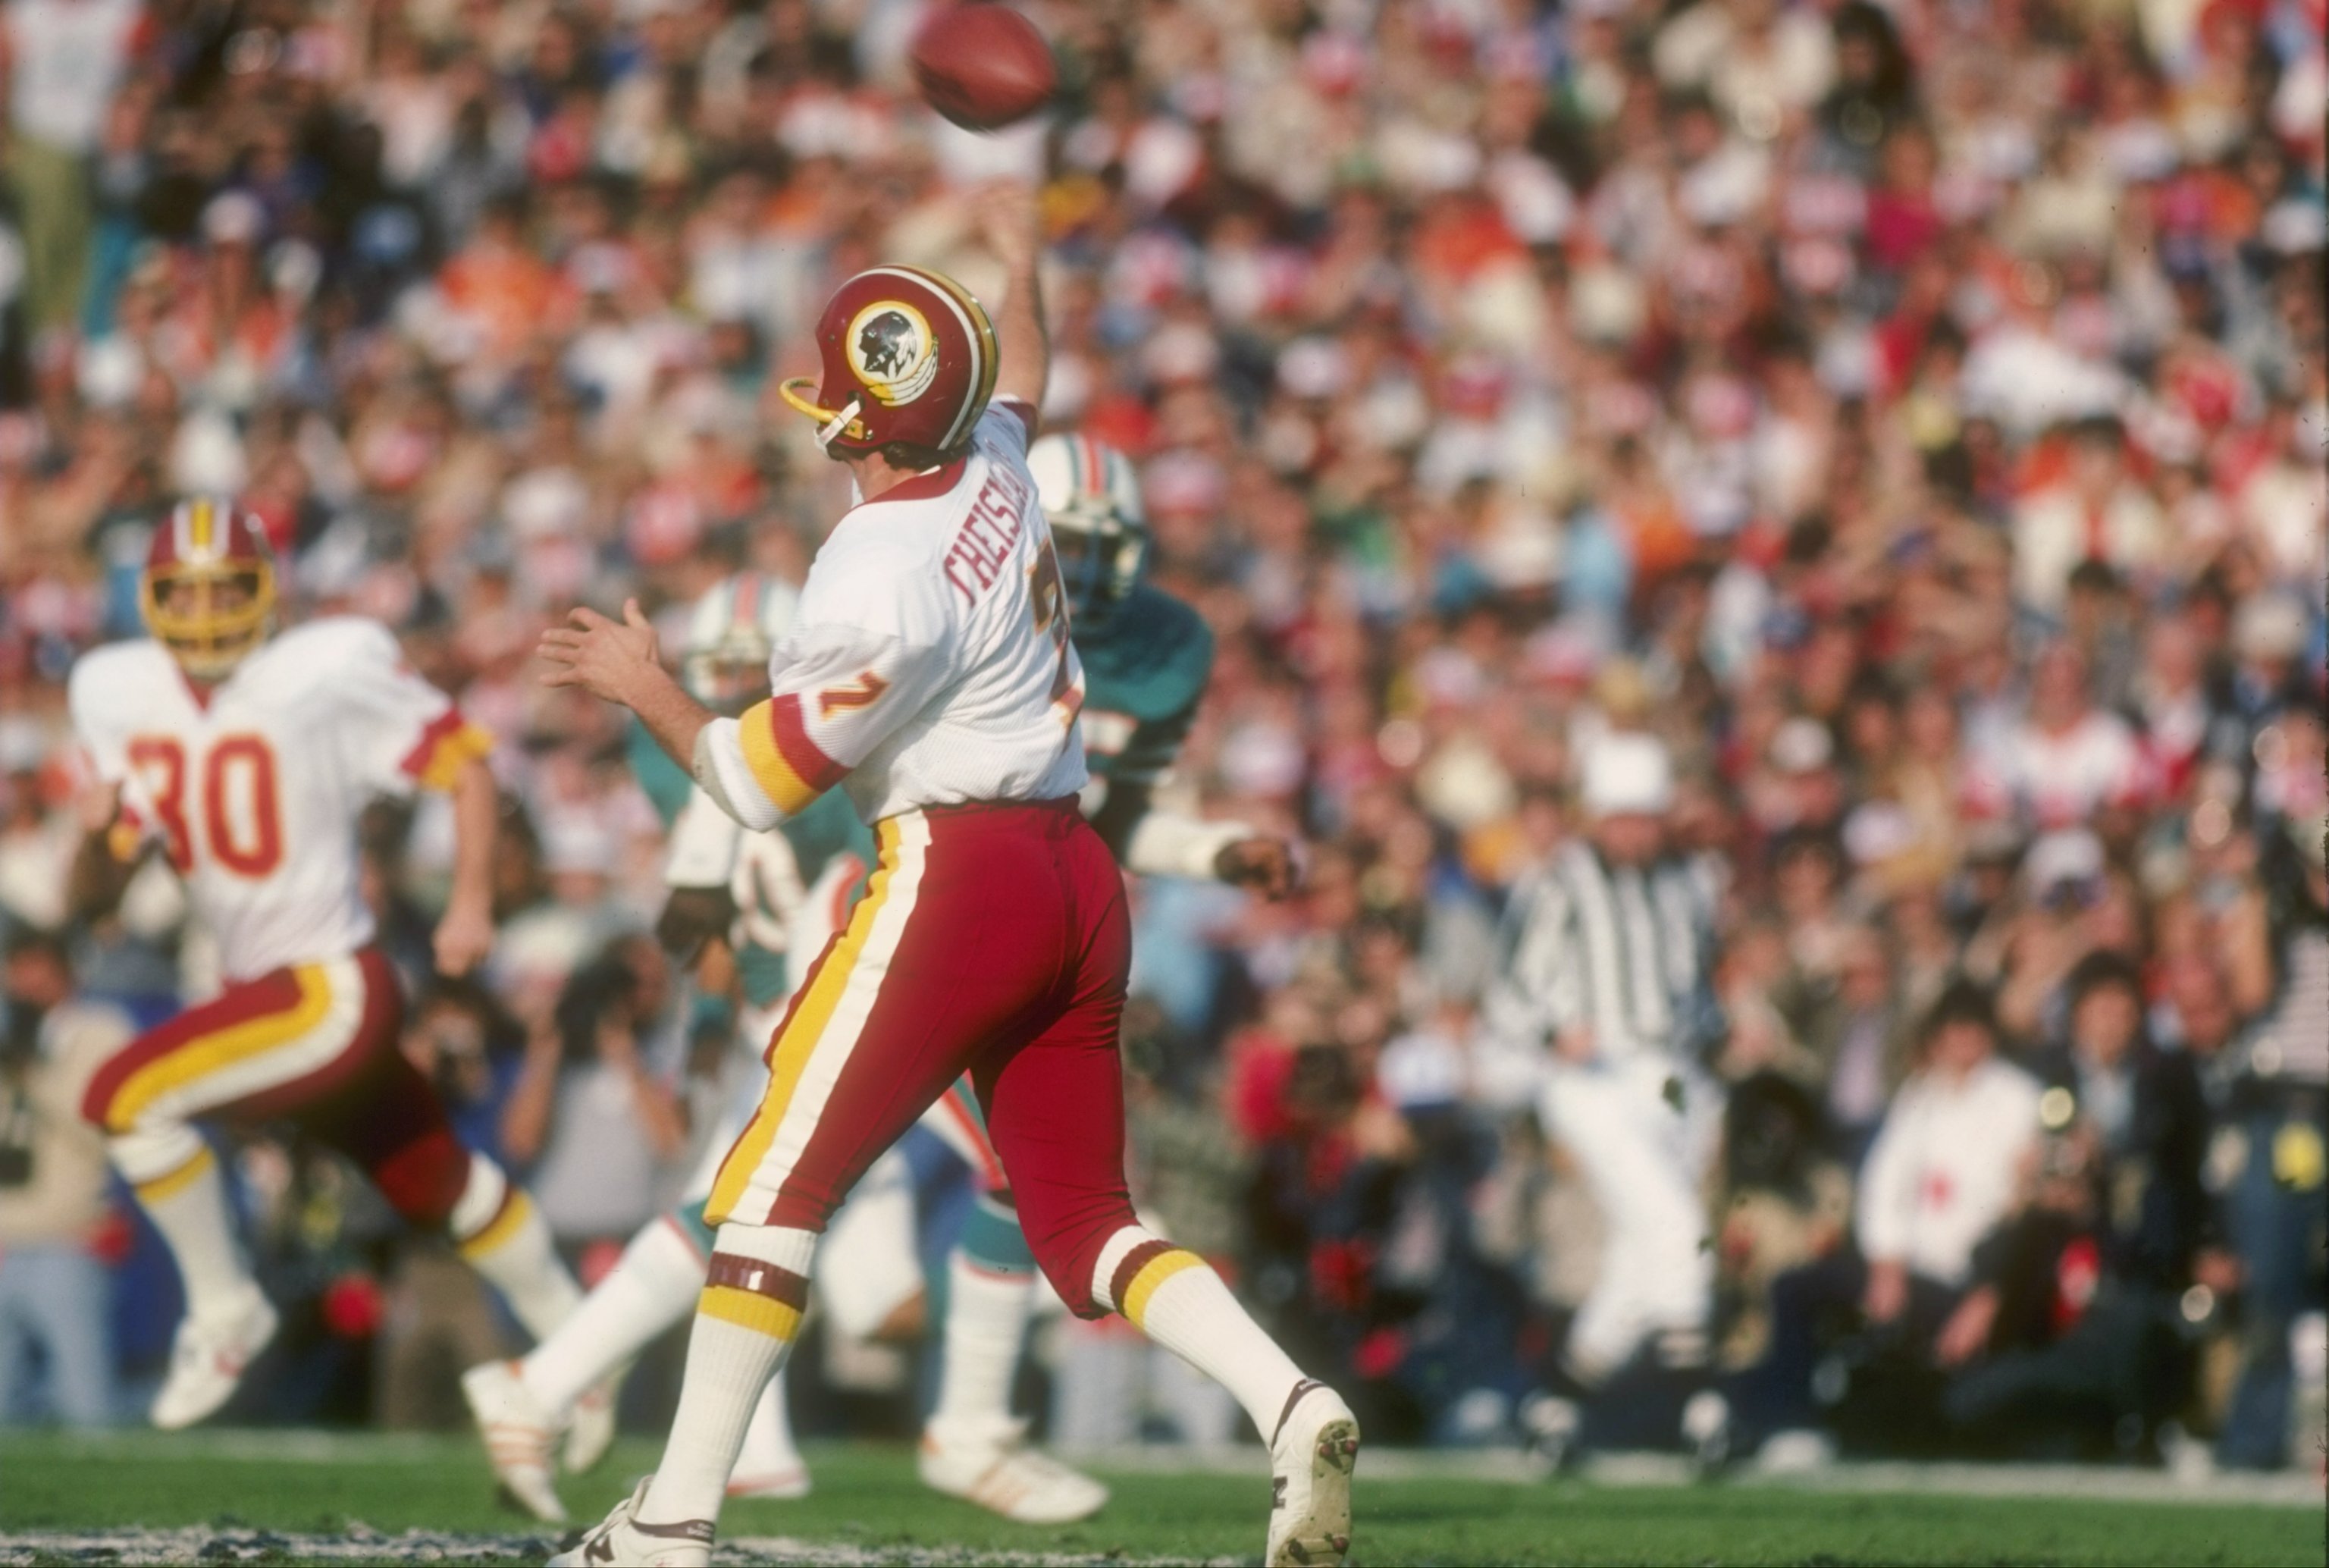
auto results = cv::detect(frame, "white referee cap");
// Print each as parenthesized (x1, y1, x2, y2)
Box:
(1581, 732, 1674, 819)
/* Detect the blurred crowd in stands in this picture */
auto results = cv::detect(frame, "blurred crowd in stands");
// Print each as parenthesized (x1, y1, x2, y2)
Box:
(0, 0, 2322, 1473)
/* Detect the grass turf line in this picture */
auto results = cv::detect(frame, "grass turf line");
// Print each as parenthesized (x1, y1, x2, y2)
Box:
(1, 1433, 2319, 1566)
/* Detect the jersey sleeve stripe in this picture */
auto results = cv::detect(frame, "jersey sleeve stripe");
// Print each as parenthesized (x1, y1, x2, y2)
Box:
(399, 710, 494, 790)
(738, 695, 840, 816)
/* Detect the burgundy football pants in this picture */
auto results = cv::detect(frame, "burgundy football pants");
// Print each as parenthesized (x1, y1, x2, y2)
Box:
(703, 796, 1138, 1318)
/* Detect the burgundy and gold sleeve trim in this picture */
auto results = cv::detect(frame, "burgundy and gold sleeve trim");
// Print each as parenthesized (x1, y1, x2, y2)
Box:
(400, 710, 494, 791)
(737, 695, 845, 817)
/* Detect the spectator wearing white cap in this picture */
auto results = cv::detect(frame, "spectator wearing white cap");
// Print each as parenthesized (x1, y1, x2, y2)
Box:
(1487, 731, 1729, 1463)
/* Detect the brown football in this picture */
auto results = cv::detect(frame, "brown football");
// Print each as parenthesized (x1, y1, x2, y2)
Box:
(910, 4, 1057, 131)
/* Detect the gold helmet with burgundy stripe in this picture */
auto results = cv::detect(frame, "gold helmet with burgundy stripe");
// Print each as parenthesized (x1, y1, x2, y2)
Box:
(777, 265, 999, 458)
(142, 497, 278, 679)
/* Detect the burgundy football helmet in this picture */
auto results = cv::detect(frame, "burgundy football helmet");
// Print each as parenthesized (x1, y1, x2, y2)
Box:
(778, 265, 1000, 455)
(142, 497, 278, 679)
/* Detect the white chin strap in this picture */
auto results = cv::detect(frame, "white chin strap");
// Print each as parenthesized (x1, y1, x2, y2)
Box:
(817, 397, 864, 449)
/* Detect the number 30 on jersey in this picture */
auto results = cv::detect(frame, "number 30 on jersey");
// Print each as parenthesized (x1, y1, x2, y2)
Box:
(125, 734, 285, 877)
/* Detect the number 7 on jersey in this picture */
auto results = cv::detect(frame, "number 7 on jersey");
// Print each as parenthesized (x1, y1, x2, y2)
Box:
(1027, 540, 1085, 731)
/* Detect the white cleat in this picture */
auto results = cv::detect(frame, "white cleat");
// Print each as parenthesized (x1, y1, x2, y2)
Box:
(918, 1419, 1109, 1524)
(461, 1359, 566, 1524)
(1265, 1380, 1359, 1568)
(562, 1373, 622, 1475)
(151, 1287, 277, 1431)
(549, 1478, 713, 1567)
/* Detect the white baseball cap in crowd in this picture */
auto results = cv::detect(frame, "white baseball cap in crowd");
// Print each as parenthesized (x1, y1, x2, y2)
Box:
(1580, 732, 1675, 819)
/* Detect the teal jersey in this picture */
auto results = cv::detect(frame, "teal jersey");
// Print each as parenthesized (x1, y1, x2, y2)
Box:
(628, 721, 695, 826)
(1072, 584, 1213, 789)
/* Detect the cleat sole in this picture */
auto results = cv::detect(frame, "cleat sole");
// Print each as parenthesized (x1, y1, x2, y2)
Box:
(1271, 1415, 1359, 1568)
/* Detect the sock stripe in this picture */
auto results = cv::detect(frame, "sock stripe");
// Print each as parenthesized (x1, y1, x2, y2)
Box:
(699, 1284, 804, 1341)
(707, 1251, 809, 1307)
(1117, 1246, 1205, 1329)
(1107, 1239, 1173, 1312)
(133, 1144, 216, 1203)
(455, 1187, 533, 1260)
(704, 1250, 810, 1336)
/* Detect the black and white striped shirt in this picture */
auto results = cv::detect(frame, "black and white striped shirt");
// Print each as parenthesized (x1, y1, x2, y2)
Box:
(1484, 841, 1723, 1065)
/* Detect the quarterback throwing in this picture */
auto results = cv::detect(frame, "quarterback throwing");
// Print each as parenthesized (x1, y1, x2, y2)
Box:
(538, 187, 1358, 1568)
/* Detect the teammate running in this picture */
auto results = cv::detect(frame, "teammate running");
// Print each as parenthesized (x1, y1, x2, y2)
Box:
(67, 501, 584, 1429)
(537, 189, 1358, 1568)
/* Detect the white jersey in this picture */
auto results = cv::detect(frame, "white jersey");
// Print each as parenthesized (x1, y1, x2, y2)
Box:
(69, 618, 489, 983)
(701, 403, 1088, 829)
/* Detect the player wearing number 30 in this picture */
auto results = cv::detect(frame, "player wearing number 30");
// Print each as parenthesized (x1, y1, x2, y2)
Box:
(64, 500, 585, 1430)
(540, 187, 1356, 1568)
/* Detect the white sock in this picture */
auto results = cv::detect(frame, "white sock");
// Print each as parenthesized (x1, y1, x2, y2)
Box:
(641, 1222, 815, 1527)
(1092, 1226, 1306, 1443)
(450, 1153, 581, 1341)
(928, 1250, 1034, 1442)
(733, 1365, 804, 1482)
(122, 1142, 254, 1321)
(522, 1214, 705, 1416)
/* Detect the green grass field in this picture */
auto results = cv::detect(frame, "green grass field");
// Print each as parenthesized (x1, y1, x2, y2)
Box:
(0, 1430, 2319, 1566)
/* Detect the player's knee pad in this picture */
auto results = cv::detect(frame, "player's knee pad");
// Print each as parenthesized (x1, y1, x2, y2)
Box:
(372, 1127, 475, 1228)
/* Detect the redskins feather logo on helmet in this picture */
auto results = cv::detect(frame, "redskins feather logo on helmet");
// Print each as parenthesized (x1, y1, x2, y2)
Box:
(142, 497, 278, 680)
(779, 265, 998, 455)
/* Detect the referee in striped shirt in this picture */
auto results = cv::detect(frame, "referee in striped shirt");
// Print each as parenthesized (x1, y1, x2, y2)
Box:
(1489, 731, 1732, 1463)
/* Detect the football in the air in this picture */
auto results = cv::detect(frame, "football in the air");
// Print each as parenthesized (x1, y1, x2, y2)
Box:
(910, 3, 1057, 130)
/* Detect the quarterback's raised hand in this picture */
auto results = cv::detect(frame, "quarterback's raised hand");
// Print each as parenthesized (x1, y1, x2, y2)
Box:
(539, 599, 663, 708)
(541, 597, 720, 798)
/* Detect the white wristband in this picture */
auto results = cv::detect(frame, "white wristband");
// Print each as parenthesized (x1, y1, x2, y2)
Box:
(1123, 811, 1252, 881)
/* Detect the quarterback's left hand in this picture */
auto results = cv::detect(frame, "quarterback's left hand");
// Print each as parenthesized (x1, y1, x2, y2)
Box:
(433, 899, 495, 977)
(1215, 835, 1299, 900)
(540, 600, 662, 709)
